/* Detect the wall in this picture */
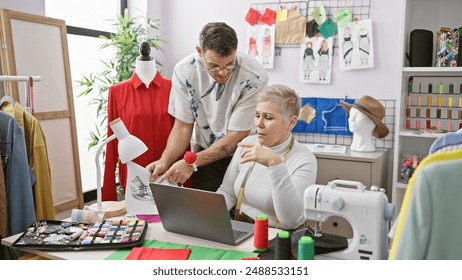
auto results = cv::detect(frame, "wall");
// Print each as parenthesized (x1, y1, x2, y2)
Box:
(1, 0, 404, 101)
(154, 0, 403, 100)
(0, 0, 44, 15)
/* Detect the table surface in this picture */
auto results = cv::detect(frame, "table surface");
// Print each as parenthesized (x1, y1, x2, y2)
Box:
(1, 221, 279, 260)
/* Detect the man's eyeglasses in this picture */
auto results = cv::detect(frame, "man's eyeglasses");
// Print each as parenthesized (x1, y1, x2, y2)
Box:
(201, 53, 237, 73)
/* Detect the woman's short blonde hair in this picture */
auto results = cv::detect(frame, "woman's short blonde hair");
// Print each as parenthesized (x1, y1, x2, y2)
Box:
(256, 84, 301, 121)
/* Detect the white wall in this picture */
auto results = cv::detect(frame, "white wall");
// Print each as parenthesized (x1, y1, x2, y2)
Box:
(0, 0, 45, 15)
(1, 0, 403, 101)
(153, 0, 403, 100)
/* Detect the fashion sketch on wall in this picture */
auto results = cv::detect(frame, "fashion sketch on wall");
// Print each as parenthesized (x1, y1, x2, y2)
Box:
(338, 18, 374, 71)
(246, 24, 275, 69)
(299, 36, 333, 84)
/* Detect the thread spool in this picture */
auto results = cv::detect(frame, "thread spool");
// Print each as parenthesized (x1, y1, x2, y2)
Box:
(71, 209, 99, 224)
(253, 214, 268, 252)
(275, 230, 291, 260)
(298, 236, 314, 260)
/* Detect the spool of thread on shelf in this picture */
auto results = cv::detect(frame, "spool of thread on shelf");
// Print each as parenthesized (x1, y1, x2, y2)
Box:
(298, 236, 314, 260)
(449, 83, 454, 94)
(428, 83, 433, 93)
(439, 83, 444, 94)
(253, 214, 268, 252)
(275, 230, 291, 260)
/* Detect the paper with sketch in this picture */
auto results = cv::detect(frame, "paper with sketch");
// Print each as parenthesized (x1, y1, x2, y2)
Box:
(125, 162, 176, 215)
(338, 18, 374, 71)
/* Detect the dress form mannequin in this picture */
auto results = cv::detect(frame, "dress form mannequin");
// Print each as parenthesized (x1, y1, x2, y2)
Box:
(348, 107, 376, 152)
(103, 41, 176, 202)
(136, 41, 157, 88)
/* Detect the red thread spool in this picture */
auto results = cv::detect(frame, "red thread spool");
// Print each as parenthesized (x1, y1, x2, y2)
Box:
(253, 214, 268, 252)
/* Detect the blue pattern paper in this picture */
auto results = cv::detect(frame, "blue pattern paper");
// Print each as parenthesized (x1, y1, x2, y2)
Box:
(294, 97, 354, 135)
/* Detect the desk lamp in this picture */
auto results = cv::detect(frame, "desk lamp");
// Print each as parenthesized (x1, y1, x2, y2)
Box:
(88, 118, 148, 218)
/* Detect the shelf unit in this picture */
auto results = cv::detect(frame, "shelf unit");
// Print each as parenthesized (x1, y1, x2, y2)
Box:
(392, 0, 462, 214)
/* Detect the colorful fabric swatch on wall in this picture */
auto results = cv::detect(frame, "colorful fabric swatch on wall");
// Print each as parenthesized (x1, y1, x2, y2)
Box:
(294, 97, 354, 136)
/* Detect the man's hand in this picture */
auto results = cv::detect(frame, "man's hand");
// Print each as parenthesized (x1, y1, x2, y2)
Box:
(146, 160, 170, 182)
(159, 160, 194, 185)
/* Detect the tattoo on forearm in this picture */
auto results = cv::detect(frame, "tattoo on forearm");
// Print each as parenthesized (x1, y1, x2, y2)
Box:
(200, 145, 235, 165)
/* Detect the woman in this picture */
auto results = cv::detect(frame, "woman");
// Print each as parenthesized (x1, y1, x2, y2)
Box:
(317, 39, 330, 81)
(217, 84, 317, 230)
(261, 28, 271, 65)
(302, 41, 316, 80)
(342, 26, 353, 66)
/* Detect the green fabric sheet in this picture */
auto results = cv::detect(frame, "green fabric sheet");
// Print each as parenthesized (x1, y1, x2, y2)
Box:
(105, 239, 258, 260)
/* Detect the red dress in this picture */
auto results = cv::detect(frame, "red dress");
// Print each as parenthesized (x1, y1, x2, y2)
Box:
(102, 72, 173, 201)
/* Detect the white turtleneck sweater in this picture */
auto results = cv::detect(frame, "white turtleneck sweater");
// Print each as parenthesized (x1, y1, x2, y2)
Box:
(217, 134, 317, 230)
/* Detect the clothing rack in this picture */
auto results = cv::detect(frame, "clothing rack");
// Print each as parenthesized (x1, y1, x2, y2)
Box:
(0, 75, 41, 113)
(0, 75, 41, 82)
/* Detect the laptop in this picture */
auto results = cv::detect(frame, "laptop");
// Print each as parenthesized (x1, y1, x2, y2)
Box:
(150, 183, 254, 245)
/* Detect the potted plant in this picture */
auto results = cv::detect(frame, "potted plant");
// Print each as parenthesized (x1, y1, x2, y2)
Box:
(76, 8, 164, 150)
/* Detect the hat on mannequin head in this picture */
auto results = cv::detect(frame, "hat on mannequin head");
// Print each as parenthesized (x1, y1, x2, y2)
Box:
(340, 95, 389, 139)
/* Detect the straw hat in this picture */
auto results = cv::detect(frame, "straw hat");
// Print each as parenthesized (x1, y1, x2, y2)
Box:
(340, 95, 389, 139)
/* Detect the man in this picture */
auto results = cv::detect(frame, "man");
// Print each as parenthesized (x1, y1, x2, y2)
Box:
(146, 22, 268, 192)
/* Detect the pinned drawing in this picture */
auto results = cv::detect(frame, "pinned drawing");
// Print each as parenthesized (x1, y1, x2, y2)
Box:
(299, 36, 333, 84)
(246, 24, 275, 69)
(338, 19, 374, 71)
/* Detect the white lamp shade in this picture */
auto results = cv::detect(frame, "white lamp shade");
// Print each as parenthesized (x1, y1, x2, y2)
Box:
(109, 118, 148, 163)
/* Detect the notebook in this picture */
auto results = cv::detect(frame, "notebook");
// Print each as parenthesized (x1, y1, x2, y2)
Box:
(150, 183, 254, 245)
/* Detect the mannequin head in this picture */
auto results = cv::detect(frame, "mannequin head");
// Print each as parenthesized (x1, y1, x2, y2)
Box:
(340, 95, 389, 139)
(348, 107, 375, 152)
(136, 42, 157, 88)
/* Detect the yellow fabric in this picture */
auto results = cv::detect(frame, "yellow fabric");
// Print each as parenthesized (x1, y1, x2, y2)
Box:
(12, 102, 55, 220)
(389, 149, 462, 259)
(276, 8, 288, 22)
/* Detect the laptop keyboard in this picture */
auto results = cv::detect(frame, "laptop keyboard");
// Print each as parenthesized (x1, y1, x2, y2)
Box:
(233, 229, 248, 240)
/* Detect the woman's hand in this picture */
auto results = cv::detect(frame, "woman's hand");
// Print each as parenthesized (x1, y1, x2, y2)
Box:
(238, 142, 283, 167)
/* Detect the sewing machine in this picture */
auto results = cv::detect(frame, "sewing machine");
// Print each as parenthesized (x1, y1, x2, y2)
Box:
(302, 180, 395, 260)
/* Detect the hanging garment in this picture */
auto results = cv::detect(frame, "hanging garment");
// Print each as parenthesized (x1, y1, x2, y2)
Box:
(0, 111, 36, 235)
(0, 150, 7, 238)
(1, 101, 55, 220)
(428, 129, 462, 154)
(103, 72, 174, 201)
(390, 149, 462, 259)
(275, 6, 306, 45)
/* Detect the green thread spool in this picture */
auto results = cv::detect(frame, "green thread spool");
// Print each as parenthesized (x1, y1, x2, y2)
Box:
(449, 83, 454, 94)
(439, 83, 444, 94)
(298, 236, 314, 260)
